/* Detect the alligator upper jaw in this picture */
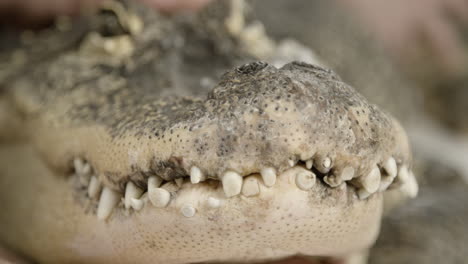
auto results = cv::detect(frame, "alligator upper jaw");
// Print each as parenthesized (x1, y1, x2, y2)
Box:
(0, 144, 386, 264)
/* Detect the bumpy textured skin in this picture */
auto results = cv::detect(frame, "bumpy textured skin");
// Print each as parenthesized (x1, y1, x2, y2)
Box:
(0, 1, 411, 263)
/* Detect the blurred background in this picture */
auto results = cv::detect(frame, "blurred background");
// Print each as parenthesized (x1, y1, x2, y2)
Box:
(1, 0, 467, 263)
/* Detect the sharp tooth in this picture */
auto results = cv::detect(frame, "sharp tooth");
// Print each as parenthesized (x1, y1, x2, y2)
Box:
(190, 166, 204, 184)
(323, 175, 342, 187)
(241, 175, 260, 197)
(288, 159, 295, 167)
(361, 166, 381, 193)
(88, 176, 101, 198)
(81, 163, 91, 175)
(383, 157, 397, 177)
(97, 187, 121, 220)
(148, 187, 171, 208)
(148, 176, 163, 189)
(379, 178, 393, 192)
(295, 169, 316, 191)
(324, 166, 355, 188)
(175, 178, 184, 187)
(397, 165, 409, 183)
(379, 159, 398, 191)
(340, 166, 355, 181)
(400, 171, 418, 198)
(357, 188, 372, 200)
(260, 167, 276, 187)
(130, 198, 144, 211)
(315, 156, 332, 173)
(222, 171, 243, 197)
(181, 204, 196, 218)
(73, 158, 84, 174)
(124, 182, 143, 209)
(79, 173, 91, 186)
(305, 159, 313, 170)
(206, 197, 221, 208)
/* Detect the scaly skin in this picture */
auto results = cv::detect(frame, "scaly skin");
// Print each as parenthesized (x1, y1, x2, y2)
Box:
(0, 1, 415, 263)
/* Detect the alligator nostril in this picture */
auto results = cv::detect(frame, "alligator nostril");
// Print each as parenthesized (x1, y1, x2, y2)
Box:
(236, 61, 269, 74)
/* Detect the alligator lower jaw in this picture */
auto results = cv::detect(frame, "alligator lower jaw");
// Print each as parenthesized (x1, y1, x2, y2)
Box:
(0, 144, 385, 264)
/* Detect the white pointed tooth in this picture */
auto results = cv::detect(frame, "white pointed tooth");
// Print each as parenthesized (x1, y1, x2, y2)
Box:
(295, 170, 316, 191)
(148, 187, 171, 208)
(130, 198, 144, 211)
(315, 156, 332, 173)
(73, 158, 84, 174)
(79, 173, 91, 186)
(81, 163, 91, 175)
(222, 171, 243, 197)
(379, 178, 393, 192)
(357, 188, 372, 200)
(97, 187, 121, 220)
(148, 176, 163, 189)
(260, 167, 276, 187)
(361, 166, 381, 193)
(323, 157, 331, 168)
(242, 175, 260, 197)
(397, 165, 410, 183)
(190, 166, 204, 184)
(175, 178, 184, 187)
(325, 166, 355, 187)
(88, 176, 101, 198)
(383, 157, 397, 178)
(206, 197, 221, 208)
(305, 159, 313, 170)
(288, 159, 295, 167)
(341, 166, 355, 181)
(323, 175, 342, 188)
(400, 171, 418, 198)
(181, 204, 196, 218)
(124, 182, 143, 209)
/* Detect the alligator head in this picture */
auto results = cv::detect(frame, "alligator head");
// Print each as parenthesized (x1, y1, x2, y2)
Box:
(0, 1, 417, 263)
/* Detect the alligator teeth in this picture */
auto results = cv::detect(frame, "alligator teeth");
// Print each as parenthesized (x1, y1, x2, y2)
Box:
(148, 187, 171, 208)
(190, 166, 204, 184)
(175, 178, 184, 187)
(73, 158, 85, 174)
(97, 187, 121, 220)
(148, 176, 163, 189)
(323, 175, 342, 188)
(130, 198, 144, 211)
(241, 175, 260, 197)
(295, 169, 316, 191)
(88, 176, 101, 199)
(383, 157, 397, 177)
(222, 171, 243, 197)
(206, 197, 221, 208)
(360, 166, 381, 194)
(357, 188, 372, 200)
(315, 156, 332, 173)
(181, 204, 196, 217)
(379, 158, 398, 191)
(288, 159, 295, 167)
(324, 166, 354, 187)
(400, 171, 418, 198)
(260, 167, 276, 187)
(124, 182, 143, 209)
(305, 159, 313, 170)
(397, 165, 410, 183)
